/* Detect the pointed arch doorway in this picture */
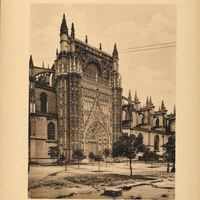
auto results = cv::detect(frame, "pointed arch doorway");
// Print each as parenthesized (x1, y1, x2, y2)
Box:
(84, 121, 110, 157)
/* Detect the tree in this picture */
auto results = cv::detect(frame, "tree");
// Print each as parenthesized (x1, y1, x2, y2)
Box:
(48, 146, 59, 163)
(72, 148, 85, 169)
(142, 149, 159, 167)
(112, 133, 145, 176)
(89, 152, 95, 165)
(102, 148, 111, 167)
(94, 154, 103, 171)
(143, 148, 150, 163)
(163, 136, 175, 172)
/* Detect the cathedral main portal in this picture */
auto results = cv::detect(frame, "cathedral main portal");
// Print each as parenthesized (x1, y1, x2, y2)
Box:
(84, 122, 109, 157)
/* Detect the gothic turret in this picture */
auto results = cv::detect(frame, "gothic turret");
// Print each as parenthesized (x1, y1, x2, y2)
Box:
(60, 14, 69, 53)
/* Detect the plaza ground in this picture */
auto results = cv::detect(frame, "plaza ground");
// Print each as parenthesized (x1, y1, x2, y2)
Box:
(28, 161, 175, 199)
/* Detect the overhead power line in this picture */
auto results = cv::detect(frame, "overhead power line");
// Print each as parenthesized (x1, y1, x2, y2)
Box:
(119, 44, 176, 53)
(119, 41, 176, 51)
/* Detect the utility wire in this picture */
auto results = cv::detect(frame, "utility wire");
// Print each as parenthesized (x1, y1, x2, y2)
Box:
(119, 44, 176, 53)
(119, 41, 176, 51)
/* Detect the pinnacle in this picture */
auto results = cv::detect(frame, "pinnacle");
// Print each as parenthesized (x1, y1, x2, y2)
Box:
(71, 22, 75, 39)
(128, 90, 132, 100)
(112, 43, 119, 60)
(85, 35, 88, 43)
(60, 13, 68, 35)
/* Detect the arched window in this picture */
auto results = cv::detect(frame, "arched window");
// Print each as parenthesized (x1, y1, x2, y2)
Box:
(47, 122, 55, 140)
(86, 63, 101, 81)
(154, 135, 159, 151)
(40, 92, 47, 112)
(155, 118, 159, 127)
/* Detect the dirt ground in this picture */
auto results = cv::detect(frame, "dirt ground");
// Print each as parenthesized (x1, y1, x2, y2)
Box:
(28, 161, 175, 199)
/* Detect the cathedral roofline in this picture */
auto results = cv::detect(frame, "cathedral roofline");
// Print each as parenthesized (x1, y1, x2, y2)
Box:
(75, 38, 113, 59)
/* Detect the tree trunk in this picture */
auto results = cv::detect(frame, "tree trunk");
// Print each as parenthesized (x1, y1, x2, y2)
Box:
(106, 157, 107, 167)
(167, 162, 170, 172)
(129, 157, 133, 176)
(171, 161, 175, 172)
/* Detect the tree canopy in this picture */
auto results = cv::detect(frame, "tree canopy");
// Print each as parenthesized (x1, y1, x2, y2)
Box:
(72, 148, 85, 169)
(112, 133, 145, 176)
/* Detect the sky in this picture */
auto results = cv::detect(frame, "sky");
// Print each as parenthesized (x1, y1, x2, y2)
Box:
(30, 4, 176, 113)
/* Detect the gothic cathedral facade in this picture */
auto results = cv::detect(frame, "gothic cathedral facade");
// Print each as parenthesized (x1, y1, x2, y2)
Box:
(29, 15, 122, 163)
(29, 15, 175, 163)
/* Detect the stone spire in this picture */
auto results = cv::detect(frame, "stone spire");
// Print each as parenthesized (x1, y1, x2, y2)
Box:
(29, 55, 34, 68)
(146, 96, 149, 107)
(85, 35, 88, 43)
(149, 96, 154, 107)
(71, 22, 75, 40)
(42, 61, 44, 68)
(60, 14, 68, 36)
(128, 90, 132, 104)
(149, 96, 152, 104)
(128, 90, 132, 99)
(161, 100, 166, 111)
(112, 43, 119, 60)
(134, 91, 140, 103)
(99, 43, 102, 50)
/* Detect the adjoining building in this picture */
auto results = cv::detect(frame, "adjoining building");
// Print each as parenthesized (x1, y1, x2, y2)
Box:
(122, 90, 175, 157)
(29, 15, 175, 163)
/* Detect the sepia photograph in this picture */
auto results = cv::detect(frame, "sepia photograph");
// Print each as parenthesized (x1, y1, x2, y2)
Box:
(28, 3, 176, 199)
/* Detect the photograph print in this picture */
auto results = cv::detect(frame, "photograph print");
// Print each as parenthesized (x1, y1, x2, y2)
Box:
(28, 3, 176, 199)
